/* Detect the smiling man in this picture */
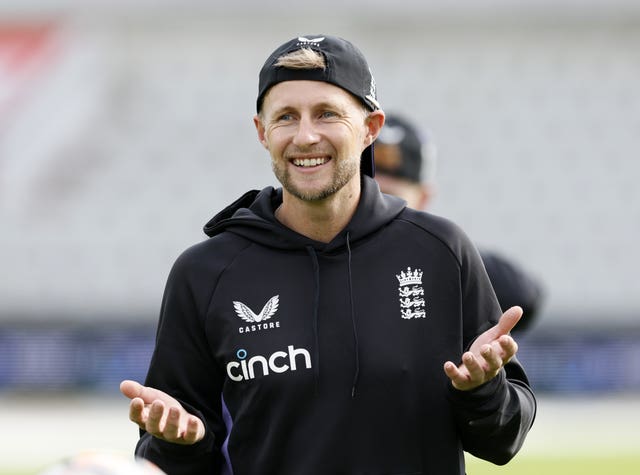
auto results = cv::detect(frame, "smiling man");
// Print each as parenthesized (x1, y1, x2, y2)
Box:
(120, 35, 536, 475)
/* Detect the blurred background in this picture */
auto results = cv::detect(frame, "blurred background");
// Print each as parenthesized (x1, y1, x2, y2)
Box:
(1, 0, 639, 473)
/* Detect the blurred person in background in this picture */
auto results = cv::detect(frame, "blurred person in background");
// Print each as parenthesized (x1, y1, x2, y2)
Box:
(375, 113, 545, 333)
(120, 34, 536, 474)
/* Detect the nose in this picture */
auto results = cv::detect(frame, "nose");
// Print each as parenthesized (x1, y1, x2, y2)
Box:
(292, 116, 320, 148)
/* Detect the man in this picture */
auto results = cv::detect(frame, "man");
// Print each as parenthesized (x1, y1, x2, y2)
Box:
(120, 35, 536, 474)
(374, 113, 545, 333)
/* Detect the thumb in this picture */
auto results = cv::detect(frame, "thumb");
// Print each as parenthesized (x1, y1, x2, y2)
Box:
(469, 306, 523, 355)
(120, 379, 144, 400)
(120, 380, 178, 406)
(494, 306, 523, 336)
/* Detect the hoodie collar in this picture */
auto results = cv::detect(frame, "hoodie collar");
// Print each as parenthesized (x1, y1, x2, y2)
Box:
(203, 176, 406, 252)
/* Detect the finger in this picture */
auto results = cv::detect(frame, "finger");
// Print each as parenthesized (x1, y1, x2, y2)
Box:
(120, 380, 176, 406)
(146, 400, 167, 436)
(497, 335, 518, 362)
(480, 344, 503, 372)
(183, 417, 205, 445)
(495, 306, 523, 336)
(443, 360, 467, 383)
(120, 380, 143, 400)
(129, 397, 147, 427)
(444, 354, 481, 391)
(481, 306, 523, 344)
(162, 406, 183, 442)
(462, 352, 485, 383)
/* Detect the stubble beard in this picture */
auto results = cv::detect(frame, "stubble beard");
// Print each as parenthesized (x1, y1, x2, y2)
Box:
(272, 155, 360, 202)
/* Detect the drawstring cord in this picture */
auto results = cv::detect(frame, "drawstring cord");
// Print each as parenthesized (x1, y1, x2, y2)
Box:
(306, 233, 360, 399)
(346, 232, 360, 399)
(305, 246, 321, 393)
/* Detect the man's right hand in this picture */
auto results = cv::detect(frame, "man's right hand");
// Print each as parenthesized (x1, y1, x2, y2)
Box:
(120, 380, 206, 445)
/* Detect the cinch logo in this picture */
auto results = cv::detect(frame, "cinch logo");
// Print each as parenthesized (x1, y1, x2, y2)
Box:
(226, 345, 312, 382)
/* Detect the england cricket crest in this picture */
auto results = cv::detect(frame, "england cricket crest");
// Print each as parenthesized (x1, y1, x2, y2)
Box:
(396, 266, 426, 319)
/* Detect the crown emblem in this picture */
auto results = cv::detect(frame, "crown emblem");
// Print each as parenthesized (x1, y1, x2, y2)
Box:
(396, 267, 423, 287)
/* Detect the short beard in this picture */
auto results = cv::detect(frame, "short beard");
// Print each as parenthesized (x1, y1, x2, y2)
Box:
(272, 156, 360, 202)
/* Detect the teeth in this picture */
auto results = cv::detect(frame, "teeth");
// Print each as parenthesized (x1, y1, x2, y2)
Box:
(293, 157, 327, 167)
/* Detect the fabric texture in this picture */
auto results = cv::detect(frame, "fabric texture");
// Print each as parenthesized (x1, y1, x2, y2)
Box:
(136, 176, 536, 475)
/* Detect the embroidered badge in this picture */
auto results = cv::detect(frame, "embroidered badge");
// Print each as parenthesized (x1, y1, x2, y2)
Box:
(396, 267, 426, 319)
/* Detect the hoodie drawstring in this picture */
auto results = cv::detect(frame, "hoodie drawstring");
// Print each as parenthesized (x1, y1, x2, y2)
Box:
(345, 232, 360, 399)
(305, 246, 321, 393)
(306, 233, 360, 399)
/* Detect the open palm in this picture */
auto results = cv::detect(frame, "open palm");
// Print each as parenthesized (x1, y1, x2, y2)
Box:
(443, 306, 523, 391)
(120, 380, 206, 445)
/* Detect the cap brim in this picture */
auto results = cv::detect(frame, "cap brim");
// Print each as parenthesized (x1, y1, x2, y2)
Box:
(361, 144, 375, 178)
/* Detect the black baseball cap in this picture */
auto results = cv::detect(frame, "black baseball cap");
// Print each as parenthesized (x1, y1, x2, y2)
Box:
(374, 113, 430, 183)
(257, 35, 380, 177)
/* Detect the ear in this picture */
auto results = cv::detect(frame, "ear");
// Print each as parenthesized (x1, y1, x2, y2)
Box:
(253, 115, 269, 150)
(364, 110, 385, 146)
(418, 183, 436, 210)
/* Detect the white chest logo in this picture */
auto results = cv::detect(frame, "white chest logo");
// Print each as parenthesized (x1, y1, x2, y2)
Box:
(396, 267, 427, 319)
(233, 295, 279, 323)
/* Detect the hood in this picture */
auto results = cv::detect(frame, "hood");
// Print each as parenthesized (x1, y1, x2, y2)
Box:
(203, 176, 406, 252)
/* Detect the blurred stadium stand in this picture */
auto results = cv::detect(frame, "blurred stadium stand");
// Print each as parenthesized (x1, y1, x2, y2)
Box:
(1, 1, 640, 394)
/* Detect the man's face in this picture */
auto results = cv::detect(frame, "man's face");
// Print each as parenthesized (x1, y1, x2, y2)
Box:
(255, 80, 371, 202)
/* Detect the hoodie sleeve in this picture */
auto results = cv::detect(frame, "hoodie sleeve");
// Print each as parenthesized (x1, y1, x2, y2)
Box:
(447, 358, 536, 464)
(447, 231, 537, 465)
(134, 244, 227, 474)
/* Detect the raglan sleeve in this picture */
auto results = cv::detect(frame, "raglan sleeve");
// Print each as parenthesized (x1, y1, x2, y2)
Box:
(446, 230, 537, 465)
(134, 245, 227, 474)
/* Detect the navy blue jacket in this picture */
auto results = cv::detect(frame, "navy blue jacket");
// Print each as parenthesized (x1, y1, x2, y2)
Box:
(136, 176, 536, 474)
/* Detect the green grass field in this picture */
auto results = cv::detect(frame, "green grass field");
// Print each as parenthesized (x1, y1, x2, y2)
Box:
(466, 454, 640, 474)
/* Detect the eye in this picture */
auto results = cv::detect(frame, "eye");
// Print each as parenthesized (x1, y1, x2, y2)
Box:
(278, 113, 294, 121)
(320, 110, 338, 119)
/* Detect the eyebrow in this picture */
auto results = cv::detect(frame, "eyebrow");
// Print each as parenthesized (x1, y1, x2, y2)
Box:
(268, 105, 294, 119)
(268, 101, 348, 119)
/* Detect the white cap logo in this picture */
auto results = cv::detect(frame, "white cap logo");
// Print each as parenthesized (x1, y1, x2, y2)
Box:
(297, 36, 325, 44)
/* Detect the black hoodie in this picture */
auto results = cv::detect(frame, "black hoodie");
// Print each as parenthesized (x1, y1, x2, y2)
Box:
(136, 176, 536, 475)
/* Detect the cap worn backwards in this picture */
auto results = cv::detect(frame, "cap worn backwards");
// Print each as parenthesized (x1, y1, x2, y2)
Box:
(256, 35, 380, 177)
